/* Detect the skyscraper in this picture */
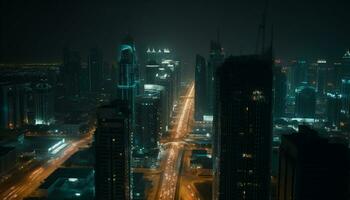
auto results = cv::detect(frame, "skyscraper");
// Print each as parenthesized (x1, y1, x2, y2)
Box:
(326, 93, 342, 127)
(88, 47, 103, 93)
(277, 126, 349, 200)
(207, 39, 224, 115)
(145, 60, 160, 84)
(341, 78, 350, 115)
(273, 65, 287, 118)
(135, 92, 161, 152)
(316, 59, 332, 96)
(295, 85, 316, 118)
(116, 34, 139, 199)
(195, 54, 207, 121)
(33, 82, 54, 125)
(144, 84, 168, 135)
(213, 55, 273, 200)
(95, 100, 131, 200)
(0, 82, 28, 129)
(290, 60, 308, 95)
(61, 48, 81, 96)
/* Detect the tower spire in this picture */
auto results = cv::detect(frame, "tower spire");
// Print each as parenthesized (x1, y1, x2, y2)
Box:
(256, 0, 269, 55)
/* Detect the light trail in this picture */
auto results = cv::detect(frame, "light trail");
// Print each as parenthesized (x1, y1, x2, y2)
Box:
(0, 129, 94, 200)
(175, 83, 195, 138)
(158, 82, 194, 200)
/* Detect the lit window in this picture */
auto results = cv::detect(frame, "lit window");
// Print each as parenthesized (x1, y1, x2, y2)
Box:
(252, 90, 265, 101)
(242, 153, 253, 158)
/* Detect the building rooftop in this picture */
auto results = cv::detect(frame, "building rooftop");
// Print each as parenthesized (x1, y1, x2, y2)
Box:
(40, 167, 93, 189)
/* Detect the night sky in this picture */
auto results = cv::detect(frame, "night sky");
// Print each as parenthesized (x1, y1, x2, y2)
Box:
(1, 0, 350, 66)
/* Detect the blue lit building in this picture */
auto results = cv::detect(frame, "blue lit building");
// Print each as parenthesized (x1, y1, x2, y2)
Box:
(34, 82, 54, 125)
(117, 34, 140, 148)
(341, 78, 350, 115)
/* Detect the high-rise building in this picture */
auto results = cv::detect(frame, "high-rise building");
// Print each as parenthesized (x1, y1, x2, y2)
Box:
(79, 63, 90, 94)
(195, 54, 207, 121)
(145, 60, 160, 84)
(144, 84, 168, 134)
(117, 34, 140, 150)
(207, 39, 224, 115)
(135, 92, 161, 152)
(326, 93, 342, 127)
(146, 48, 172, 63)
(94, 100, 131, 200)
(273, 65, 287, 118)
(213, 55, 273, 200)
(337, 50, 350, 84)
(295, 85, 316, 118)
(88, 47, 103, 93)
(307, 62, 318, 88)
(116, 35, 140, 199)
(0, 82, 28, 129)
(290, 60, 308, 95)
(277, 126, 349, 200)
(117, 34, 139, 110)
(340, 78, 350, 115)
(61, 48, 81, 96)
(316, 59, 334, 95)
(145, 47, 181, 105)
(155, 66, 175, 119)
(33, 82, 54, 125)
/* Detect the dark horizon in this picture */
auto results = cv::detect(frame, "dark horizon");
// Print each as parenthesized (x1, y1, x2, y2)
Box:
(1, 0, 350, 65)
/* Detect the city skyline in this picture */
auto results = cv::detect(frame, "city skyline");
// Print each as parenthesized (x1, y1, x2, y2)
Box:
(0, 1, 349, 200)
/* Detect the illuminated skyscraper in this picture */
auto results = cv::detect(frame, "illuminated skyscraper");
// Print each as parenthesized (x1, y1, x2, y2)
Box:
(95, 100, 131, 200)
(213, 55, 272, 200)
(117, 34, 139, 139)
(195, 54, 207, 121)
(341, 78, 350, 115)
(116, 34, 140, 199)
(338, 50, 350, 80)
(117, 35, 139, 100)
(33, 82, 54, 125)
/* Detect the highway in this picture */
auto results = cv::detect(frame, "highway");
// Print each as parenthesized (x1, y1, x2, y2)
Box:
(0, 130, 94, 200)
(157, 82, 194, 200)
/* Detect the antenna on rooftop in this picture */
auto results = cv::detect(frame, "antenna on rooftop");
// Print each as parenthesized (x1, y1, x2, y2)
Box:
(256, 0, 269, 55)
